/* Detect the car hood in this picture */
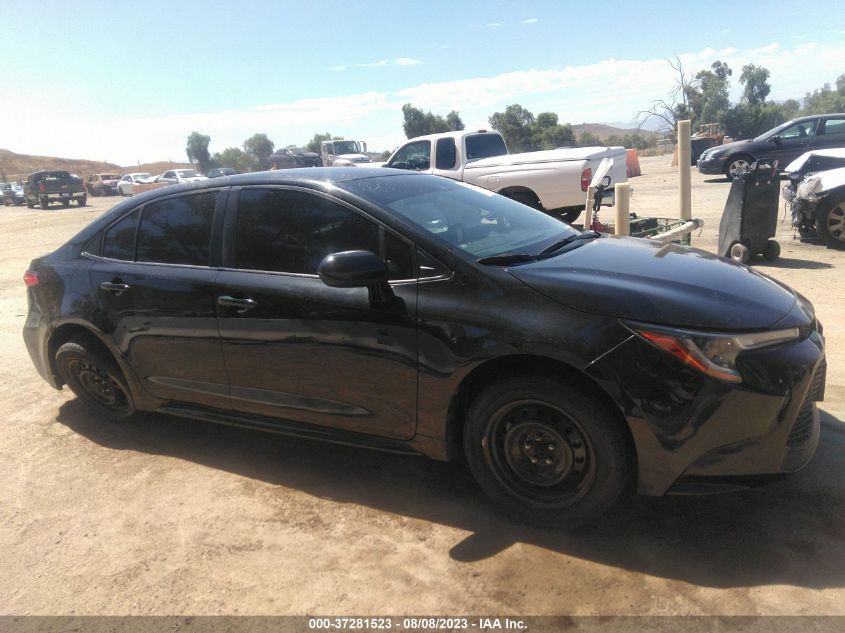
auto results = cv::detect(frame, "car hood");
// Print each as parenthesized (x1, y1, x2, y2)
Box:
(785, 148, 845, 173)
(506, 235, 797, 330)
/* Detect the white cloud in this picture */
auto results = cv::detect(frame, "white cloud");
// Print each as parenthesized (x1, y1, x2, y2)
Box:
(6, 41, 845, 164)
(721, 28, 731, 34)
(485, 22, 502, 28)
(522, 18, 539, 24)
(394, 57, 422, 66)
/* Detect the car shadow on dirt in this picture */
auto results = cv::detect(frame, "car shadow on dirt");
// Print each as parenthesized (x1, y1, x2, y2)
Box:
(56, 401, 845, 589)
(753, 257, 834, 270)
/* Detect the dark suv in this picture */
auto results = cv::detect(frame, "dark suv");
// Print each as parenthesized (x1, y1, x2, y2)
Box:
(22, 169, 826, 524)
(698, 113, 845, 179)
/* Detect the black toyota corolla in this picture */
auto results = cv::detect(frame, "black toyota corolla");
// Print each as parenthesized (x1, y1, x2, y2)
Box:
(22, 169, 826, 523)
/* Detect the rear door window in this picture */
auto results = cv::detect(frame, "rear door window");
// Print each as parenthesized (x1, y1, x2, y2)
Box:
(136, 192, 218, 265)
(101, 208, 140, 260)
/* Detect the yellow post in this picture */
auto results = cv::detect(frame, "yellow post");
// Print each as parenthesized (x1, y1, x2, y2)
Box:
(614, 183, 630, 236)
(677, 119, 692, 244)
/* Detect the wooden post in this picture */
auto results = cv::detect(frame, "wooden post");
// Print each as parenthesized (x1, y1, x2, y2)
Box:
(614, 183, 630, 236)
(677, 119, 692, 244)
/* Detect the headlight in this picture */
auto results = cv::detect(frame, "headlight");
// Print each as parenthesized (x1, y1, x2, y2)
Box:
(702, 149, 722, 160)
(796, 176, 822, 200)
(627, 322, 800, 383)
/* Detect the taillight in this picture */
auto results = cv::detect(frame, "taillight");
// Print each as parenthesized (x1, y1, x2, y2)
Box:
(23, 271, 39, 287)
(581, 168, 592, 192)
(39, 182, 46, 193)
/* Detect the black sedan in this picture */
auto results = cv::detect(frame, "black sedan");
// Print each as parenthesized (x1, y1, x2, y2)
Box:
(698, 113, 845, 179)
(22, 169, 826, 524)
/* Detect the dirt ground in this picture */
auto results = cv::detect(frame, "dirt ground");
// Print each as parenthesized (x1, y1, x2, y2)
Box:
(2, 156, 844, 616)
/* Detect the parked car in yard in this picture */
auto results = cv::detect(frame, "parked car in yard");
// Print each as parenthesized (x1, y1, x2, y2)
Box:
(268, 148, 321, 169)
(783, 148, 845, 249)
(698, 113, 845, 180)
(2, 182, 27, 206)
(87, 174, 121, 196)
(117, 173, 152, 196)
(23, 170, 86, 209)
(321, 140, 371, 167)
(385, 130, 627, 222)
(22, 169, 826, 524)
(158, 169, 208, 185)
(206, 167, 239, 178)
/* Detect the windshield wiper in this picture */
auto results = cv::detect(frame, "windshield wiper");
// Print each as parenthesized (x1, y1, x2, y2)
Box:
(476, 253, 538, 266)
(538, 231, 601, 256)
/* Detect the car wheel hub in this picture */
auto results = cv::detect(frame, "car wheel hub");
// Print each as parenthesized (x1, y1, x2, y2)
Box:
(827, 203, 845, 241)
(76, 362, 119, 407)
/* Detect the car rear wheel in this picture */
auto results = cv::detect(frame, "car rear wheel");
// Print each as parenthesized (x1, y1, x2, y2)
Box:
(815, 194, 845, 250)
(39, 197, 49, 210)
(725, 156, 752, 180)
(56, 338, 137, 420)
(78, 197, 87, 207)
(464, 377, 631, 525)
(559, 207, 583, 223)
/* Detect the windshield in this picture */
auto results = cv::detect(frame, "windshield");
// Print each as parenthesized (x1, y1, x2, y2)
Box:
(176, 169, 199, 177)
(465, 134, 508, 161)
(332, 141, 360, 154)
(753, 120, 796, 142)
(343, 175, 577, 258)
(101, 174, 119, 179)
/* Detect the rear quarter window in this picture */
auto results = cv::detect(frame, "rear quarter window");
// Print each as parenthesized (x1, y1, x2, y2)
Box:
(136, 192, 218, 265)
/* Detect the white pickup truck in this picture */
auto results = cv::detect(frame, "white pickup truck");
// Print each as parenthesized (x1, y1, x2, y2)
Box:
(384, 130, 627, 222)
(320, 140, 372, 167)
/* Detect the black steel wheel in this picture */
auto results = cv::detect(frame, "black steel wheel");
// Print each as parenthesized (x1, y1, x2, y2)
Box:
(55, 338, 137, 420)
(815, 194, 845, 250)
(464, 377, 631, 525)
(559, 207, 582, 223)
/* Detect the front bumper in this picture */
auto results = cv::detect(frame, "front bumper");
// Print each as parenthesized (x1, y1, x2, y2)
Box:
(587, 326, 825, 496)
(697, 156, 728, 175)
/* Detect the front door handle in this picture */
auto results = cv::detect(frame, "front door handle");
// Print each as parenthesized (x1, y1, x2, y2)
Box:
(217, 295, 258, 313)
(100, 281, 131, 295)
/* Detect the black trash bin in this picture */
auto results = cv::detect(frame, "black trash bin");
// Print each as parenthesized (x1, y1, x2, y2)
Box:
(690, 137, 717, 165)
(717, 159, 781, 264)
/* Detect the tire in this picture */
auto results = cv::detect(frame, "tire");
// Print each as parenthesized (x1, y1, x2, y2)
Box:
(730, 242, 750, 264)
(39, 197, 49, 210)
(815, 194, 845, 250)
(26, 200, 34, 209)
(463, 377, 631, 525)
(62, 200, 70, 208)
(725, 155, 753, 180)
(507, 191, 542, 211)
(78, 197, 87, 207)
(55, 338, 137, 420)
(763, 239, 781, 261)
(559, 207, 583, 223)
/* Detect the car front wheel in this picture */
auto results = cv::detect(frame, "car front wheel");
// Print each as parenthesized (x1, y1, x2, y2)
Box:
(815, 193, 845, 250)
(464, 377, 631, 525)
(725, 156, 753, 180)
(56, 338, 137, 420)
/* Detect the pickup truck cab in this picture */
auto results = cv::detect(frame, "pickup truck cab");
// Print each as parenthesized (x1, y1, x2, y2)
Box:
(385, 130, 627, 222)
(24, 171, 87, 209)
(321, 140, 371, 167)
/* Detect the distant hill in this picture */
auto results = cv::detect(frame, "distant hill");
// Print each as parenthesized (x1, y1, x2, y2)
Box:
(0, 149, 192, 182)
(571, 123, 661, 141)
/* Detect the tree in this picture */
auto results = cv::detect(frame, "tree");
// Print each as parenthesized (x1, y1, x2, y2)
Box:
(578, 132, 600, 146)
(243, 133, 275, 170)
(186, 132, 211, 173)
(212, 147, 254, 172)
(446, 110, 465, 132)
(739, 64, 771, 105)
(697, 61, 733, 126)
(305, 132, 342, 154)
(802, 74, 845, 114)
(636, 56, 700, 134)
(401, 103, 454, 138)
(532, 113, 575, 149)
(488, 104, 536, 152)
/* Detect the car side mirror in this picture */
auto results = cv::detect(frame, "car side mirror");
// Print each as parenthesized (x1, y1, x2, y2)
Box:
(318, 250, 394, 303)
(772, 135, 782, 145)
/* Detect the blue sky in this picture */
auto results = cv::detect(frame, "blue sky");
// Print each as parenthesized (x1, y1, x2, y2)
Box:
(2, 0, 844, 164)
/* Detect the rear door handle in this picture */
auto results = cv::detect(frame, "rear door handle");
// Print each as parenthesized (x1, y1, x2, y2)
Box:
(217, 295, 258, 313)
(100, 281, 131, 295)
